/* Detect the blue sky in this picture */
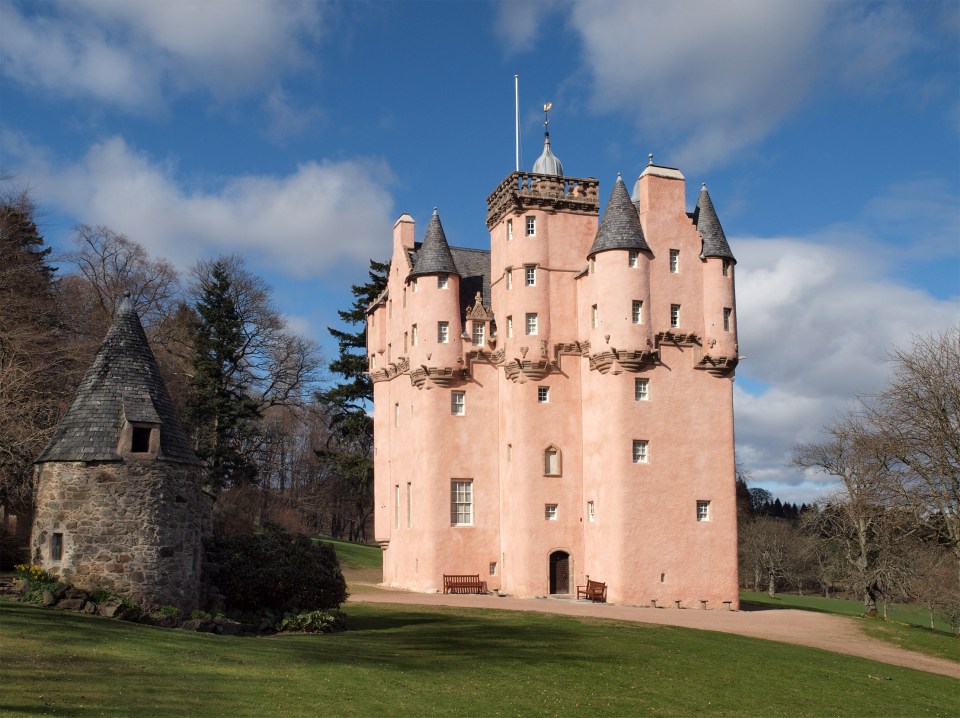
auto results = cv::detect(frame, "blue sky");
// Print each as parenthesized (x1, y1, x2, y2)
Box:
(2, 0, 958, 504)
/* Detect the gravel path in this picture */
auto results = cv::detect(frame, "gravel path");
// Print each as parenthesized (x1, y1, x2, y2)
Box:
(348, 587, 960, 680)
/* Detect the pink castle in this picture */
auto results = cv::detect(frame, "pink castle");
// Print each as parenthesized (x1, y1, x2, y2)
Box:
(368, 130, 739, 608)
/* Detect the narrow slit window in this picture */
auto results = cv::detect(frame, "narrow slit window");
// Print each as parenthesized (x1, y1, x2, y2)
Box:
(632, 300, 643, 324)
(723, 308, 733, 332)
(51, 532, 63, 561)
(669, 249, 680, 273)
(670, 304, 681, 328)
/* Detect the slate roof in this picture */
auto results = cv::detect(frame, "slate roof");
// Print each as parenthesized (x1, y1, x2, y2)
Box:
(36, 297, 201, 464)
(407, 209, 459, 280)
(588, 175, 651, 258)
(532, 132, 564, 176)
(407, 244, 491, 317)
(694, 184, 735, 262)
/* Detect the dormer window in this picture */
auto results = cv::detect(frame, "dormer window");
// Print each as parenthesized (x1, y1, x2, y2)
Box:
(473, 321, 485, 346)
(131, 427, 152, 453)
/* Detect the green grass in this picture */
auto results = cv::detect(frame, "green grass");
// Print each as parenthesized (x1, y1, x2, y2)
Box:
(2, 600, 958, 718)
(741, 591, 959, 663)
(318, 537, 381, 570)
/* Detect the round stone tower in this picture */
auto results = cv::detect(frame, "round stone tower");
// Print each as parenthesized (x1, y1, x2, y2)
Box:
(31, 297, 212, 611)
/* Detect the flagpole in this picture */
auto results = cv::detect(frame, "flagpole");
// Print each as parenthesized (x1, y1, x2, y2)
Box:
(514, 74, 520, 172)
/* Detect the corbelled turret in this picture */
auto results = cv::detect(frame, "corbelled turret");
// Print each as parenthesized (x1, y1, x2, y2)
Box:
(694, 184, 735, 262)
(588, 175, 651, 258)
(407, 209, 459, 281)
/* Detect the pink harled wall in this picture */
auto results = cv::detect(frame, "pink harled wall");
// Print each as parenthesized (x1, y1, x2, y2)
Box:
(372, 165, 739, 609)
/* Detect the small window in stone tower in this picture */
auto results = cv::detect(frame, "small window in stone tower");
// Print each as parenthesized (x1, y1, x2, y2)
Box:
(629, 250, 639, 268)
(632, 300, 643, 324)
(404, 331, 408, 353)
(131, 426, 151, 453)
(438, 321, 449, 343)
(544, 446, 561, 475)
(438, 274, 449, 289)
(51, 532, 63, 561)
(526, 216, 536, 237)
(537, 386, 550, 403)
(473, 321, 485, 345)
(506, 268, 513, 290)
(587, 501, 595, 522)
(525, 265, 536, 286)
(697, 500, 711, 522)
(507, 219, 513, 240)
(506, 315, 513, 338)
(669, 249, 680, 273)
(722, 260, 731, 277)
(670, 304, 681, 328)
(526, 313, 538, 335)
(723, 307, 733, 332)
(591, 304, 598, 328)
(633, 439, 649, 464)
(635, 378, 649, 401)
(545, 504, 558, 521)
(411, 324, 418, 346)
(451, 391, 466, 416)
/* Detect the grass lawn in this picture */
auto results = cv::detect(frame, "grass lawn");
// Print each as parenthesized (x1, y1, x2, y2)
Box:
(318, 538, 381, 571)
(2, 599, 958, 718)
(741, 591, 959, 664)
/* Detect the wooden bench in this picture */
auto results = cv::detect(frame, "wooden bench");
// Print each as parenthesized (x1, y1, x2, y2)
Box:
(443, 574, 487, 594)
(576, 579, 607, 603)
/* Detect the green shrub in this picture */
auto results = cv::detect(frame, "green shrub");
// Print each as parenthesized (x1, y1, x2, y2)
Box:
(207, 524, 347, 613)
(156, 605, 180, 617)
(278, 609, 347, 633)
(14, 563, 59, 604)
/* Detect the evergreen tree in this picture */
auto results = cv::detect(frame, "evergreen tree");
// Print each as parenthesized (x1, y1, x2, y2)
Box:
(315, 259, 389, 540)
(186, 261, 261, 492)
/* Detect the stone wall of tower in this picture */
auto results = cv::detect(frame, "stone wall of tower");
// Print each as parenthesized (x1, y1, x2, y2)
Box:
(31, 460, 212, 611)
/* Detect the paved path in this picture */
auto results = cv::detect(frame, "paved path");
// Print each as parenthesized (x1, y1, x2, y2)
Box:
(348, 587, 960, 680)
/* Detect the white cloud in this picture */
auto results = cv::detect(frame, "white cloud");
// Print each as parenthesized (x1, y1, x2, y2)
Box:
(6, 133, 395, 277)
(733, 231, 959, 504)
(0, 0, 323, 111)
(503, 1, 927, 172)
(494, 0, 564, 52)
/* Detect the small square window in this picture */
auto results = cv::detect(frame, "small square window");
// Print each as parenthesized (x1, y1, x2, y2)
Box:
(669, 249, 680, 273)
(537, 386, 550, 403)
(525, 265, 536, 286)
(526, 216, 536, 236)
(51, 532, 63, 561)
(526, 313, 538, 335)
(632, 300, 643, 324)
(628, 251, 639, 268)
(545, 504, 558, 521)
(437, 274, 449, 289)
(437, 321, 449, 343)
(507, 219, 513, 240)
(635, 378, 649, 401)
(697, 500, 711, 522)
(723, 308, 732, 332)
(632, 439, 649, 464)
(451, 391, 466, 416)
(670, 304, 681, 328)
(587, 501, 595, 523)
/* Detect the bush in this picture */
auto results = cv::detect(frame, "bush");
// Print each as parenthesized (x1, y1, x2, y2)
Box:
(207, 524, 347, 613)
(278, 609, 347, 633)
(14, 563, 59, 604)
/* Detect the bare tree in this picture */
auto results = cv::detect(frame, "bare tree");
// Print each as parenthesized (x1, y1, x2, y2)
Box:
(739, 516, 810, 596)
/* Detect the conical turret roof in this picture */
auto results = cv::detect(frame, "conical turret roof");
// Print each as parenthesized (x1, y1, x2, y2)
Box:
(588, 175, 651, 258)
(532, 132, 564, 176)
(36, 296, 200, 464)
(407, 209, 459, 280)
(694, 184, 735, 262)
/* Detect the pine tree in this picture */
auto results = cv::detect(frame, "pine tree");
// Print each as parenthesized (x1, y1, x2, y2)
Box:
(185, 261, 261, 492)
(315, 259, 389, 540)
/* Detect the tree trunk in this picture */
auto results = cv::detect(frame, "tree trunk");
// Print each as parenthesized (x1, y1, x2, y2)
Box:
(928, 605, 935, 629)
(767, 572, 776, 597)
(863, 586, 878, 615)
(753, 567, 761, 593)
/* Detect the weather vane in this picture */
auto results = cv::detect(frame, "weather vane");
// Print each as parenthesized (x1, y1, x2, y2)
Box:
(543, 101, 552, 132)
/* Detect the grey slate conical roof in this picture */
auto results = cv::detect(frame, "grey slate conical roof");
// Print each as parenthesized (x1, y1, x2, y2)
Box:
(532, 132, 564, 176)
(407, 209, 459, 280)
(35, 297, 201, 464)
(694, 184, 735, 262)
(588, 175, 651, 258)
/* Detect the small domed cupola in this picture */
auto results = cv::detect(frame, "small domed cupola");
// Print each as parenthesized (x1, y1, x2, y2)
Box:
(695, 184, 735, 262)
(407, 209, 460, 281)
(588, 175, 651, 259)
(532, 101, 564, 176)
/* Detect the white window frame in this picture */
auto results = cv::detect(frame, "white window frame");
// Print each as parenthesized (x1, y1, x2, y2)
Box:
(587, 501, 595, 522)
(451, 480, 473, 526)
(507, 219, 513, 240)
(632, 300, 643, 324)
(670, 304, 681, 328)
(537, 386, 550, 403)
(635, 378, 649, 401)
(525, 265, 536, 286)
(437, 274, 449, 289)
(632, 439, 649, 464)
(437, 321, 449, 343)
(525, 313, 538, 335)
(669, 249, 680, 273)
(697, 500, 711, 522)
(545, 504, 558, 521)
(723, 308, 732, 332)
(473, 321, 485, 345)
(525, 216, 536, 237)
(506, 268, 513, 289)
(628, 250, 639, 268)
(451, 391, 466, 416)
(506, 315, 513, 338)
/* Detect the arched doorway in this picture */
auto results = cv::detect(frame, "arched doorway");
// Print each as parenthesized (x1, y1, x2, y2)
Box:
(549, 551, 570, 595)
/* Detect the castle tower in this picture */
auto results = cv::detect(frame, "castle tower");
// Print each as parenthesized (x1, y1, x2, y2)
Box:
(31, 297, 211, 611)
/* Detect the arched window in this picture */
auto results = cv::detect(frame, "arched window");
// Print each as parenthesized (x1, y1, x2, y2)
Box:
(544, 445, 562, 476)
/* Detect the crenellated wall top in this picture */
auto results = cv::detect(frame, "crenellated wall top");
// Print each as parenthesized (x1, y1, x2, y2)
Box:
(485, 172, 600, 228)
